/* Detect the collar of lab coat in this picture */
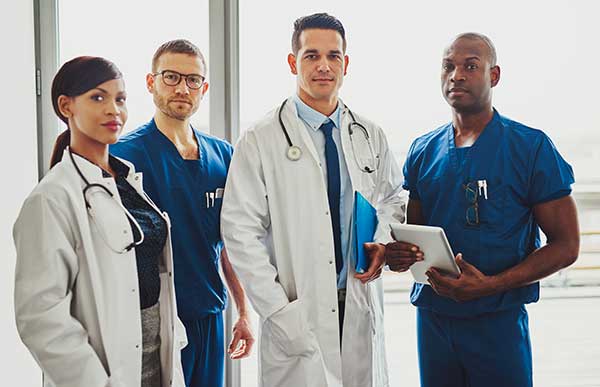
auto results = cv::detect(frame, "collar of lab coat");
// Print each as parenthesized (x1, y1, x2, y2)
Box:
(62, 148, 144, 190)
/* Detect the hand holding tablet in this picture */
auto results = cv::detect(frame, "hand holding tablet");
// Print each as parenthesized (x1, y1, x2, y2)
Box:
(388, 223, 461, 284)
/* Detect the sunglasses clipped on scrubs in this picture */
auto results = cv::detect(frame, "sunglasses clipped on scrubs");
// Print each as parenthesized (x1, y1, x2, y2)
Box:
(277, 99, 380, 174)
(69, 148, 145, 253)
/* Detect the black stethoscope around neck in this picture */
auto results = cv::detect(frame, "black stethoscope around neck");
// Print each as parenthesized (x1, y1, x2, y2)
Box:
(68, 147, 145, 253)
(277, 99, 380, 173)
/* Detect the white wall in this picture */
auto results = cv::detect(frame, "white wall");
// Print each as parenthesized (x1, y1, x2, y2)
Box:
(0, 2, 41, 385)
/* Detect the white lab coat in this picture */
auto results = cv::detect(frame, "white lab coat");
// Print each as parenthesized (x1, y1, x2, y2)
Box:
(13, 150, 187, 387)
(221, 97, 406, 387)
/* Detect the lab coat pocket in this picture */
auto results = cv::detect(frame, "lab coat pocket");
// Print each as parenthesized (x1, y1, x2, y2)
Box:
(358, 157, 377, 193)
(265, 300, 317, 357)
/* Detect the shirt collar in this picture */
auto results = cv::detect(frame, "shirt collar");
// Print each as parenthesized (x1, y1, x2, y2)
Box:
(293, 94, 342, 131)
(102, 155, 130, 178)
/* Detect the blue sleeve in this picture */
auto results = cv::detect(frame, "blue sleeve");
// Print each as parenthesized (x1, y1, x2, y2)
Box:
(527, 134, 575, 205)
(402, 140, 421, 200)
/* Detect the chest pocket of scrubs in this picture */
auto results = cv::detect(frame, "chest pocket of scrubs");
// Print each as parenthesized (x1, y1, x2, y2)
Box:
(202, 189, 224, 242)
(478, 177, 506, 229)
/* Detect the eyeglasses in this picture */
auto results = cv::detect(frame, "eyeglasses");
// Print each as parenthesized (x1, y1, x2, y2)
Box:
(152, 70, 205, 90)
(463, 181, 479, 226)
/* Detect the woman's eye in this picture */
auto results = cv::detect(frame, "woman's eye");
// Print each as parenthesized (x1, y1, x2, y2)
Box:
(91, 94, 104, 102)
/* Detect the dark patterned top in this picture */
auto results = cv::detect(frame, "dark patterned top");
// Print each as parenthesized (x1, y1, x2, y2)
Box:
(105, 156, 167, 309)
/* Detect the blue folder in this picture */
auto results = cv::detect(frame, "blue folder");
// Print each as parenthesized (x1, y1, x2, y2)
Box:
(353, 191, 378, 274)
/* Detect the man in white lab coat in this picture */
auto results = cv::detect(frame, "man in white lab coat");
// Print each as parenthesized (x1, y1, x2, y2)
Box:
(221, 13, 405, 387)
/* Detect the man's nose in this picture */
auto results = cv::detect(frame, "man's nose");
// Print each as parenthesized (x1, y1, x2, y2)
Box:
(175, 77, 191, 94)
(450, 67, 466, 82)
(316, 58, 331, 73)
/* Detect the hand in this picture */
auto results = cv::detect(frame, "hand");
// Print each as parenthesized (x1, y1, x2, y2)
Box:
(385, 240, 424, 272)
(354, 243, 386, 284)
(228, 315, 255, 359)
(426, 253, 496, 302)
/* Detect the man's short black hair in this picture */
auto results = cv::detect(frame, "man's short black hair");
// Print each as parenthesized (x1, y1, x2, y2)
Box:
(291, 13, 346, 54)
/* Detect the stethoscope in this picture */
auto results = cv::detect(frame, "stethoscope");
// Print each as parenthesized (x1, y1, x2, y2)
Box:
(68, 148, 144, 253)
(278, 99, 380, 173)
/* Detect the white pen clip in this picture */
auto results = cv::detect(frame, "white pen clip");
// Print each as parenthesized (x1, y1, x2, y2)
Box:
(205, 192, 210, 208)
(210, 192, 215, 207)
(477, 180, 488, 200)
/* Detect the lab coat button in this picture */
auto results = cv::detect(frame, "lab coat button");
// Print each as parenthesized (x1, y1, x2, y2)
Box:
(329, 260, 333, 264)
(325, 211, 329, 215)
(135, 344, 140, 349)
(331, 308, 336, 313)
(123, 230, 128, 234)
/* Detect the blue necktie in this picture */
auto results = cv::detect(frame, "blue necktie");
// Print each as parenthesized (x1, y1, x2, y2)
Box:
(320, 120, 343, 274)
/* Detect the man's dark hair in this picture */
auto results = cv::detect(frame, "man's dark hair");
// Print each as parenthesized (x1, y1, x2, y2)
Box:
(291, 13, 346, 54)
(152, 39, 207, 72)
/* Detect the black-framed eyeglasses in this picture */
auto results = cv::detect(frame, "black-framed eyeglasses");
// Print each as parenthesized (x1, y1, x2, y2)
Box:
(463, 181, 479, 226)
(152, 70, 205, 90)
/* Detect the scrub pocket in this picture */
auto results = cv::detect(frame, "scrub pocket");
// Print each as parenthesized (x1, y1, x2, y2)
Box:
(478, 177, 506, 229)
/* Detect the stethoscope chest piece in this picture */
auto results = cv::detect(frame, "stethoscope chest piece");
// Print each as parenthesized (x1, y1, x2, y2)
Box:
(286, 145, 302, 161)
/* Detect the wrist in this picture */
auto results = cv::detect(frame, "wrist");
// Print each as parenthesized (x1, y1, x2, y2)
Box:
(485, 274, 505, 295)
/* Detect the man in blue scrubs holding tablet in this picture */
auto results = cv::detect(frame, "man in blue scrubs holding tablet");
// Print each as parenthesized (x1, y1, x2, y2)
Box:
(111, 39, 253, 387)
(386, 33, 580, 387)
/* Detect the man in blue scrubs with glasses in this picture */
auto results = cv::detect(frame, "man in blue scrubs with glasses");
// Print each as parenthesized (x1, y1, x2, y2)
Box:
(386, 33, 580, 387)
(111, 39, 253, 387)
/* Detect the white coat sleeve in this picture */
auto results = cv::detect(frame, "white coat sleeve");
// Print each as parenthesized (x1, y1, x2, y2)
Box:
(221, 131, 290, 320)
(13, 193, 111, 387)
(373, 129, 407, 244)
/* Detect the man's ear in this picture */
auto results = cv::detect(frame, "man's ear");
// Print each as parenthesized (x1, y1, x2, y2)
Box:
(490, 65, 501, 88)
(344, 55, 349, 76)
(146, 73, 155, 93)
(200, 81, 209, 98)
(287, 53, 298, 75)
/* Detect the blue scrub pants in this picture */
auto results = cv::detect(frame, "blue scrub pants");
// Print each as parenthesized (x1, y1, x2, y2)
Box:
(417, 306, 532, 387)
(181, 312, 225, 387)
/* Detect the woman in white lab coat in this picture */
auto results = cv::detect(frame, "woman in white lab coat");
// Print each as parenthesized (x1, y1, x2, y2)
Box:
(13, 56, 186, 387)
(221, 97, 406, 387)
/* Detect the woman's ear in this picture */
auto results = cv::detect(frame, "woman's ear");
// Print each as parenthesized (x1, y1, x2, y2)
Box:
(57, 95, 73, 119)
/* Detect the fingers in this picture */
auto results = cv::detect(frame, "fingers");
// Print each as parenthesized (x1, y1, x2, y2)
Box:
(228, 331, 242, 355)
(455, 253, 470, 271)
(386, 241, 421, 252)
(355, 264, 382, 283)
(230, 337, 255, 359)
(388, 263, 413, 273)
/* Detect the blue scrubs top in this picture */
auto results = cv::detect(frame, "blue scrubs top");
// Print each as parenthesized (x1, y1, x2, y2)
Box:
(111, 119, 233, 321)
(403, 110, 574, 317)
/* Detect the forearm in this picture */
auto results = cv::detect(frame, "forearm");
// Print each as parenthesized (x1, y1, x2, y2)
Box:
(489, 239, 579, 293)
(221, 248, 248, 317)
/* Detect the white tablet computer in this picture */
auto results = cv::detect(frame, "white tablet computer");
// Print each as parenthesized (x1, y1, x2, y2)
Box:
(389, 223, 460, 284)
